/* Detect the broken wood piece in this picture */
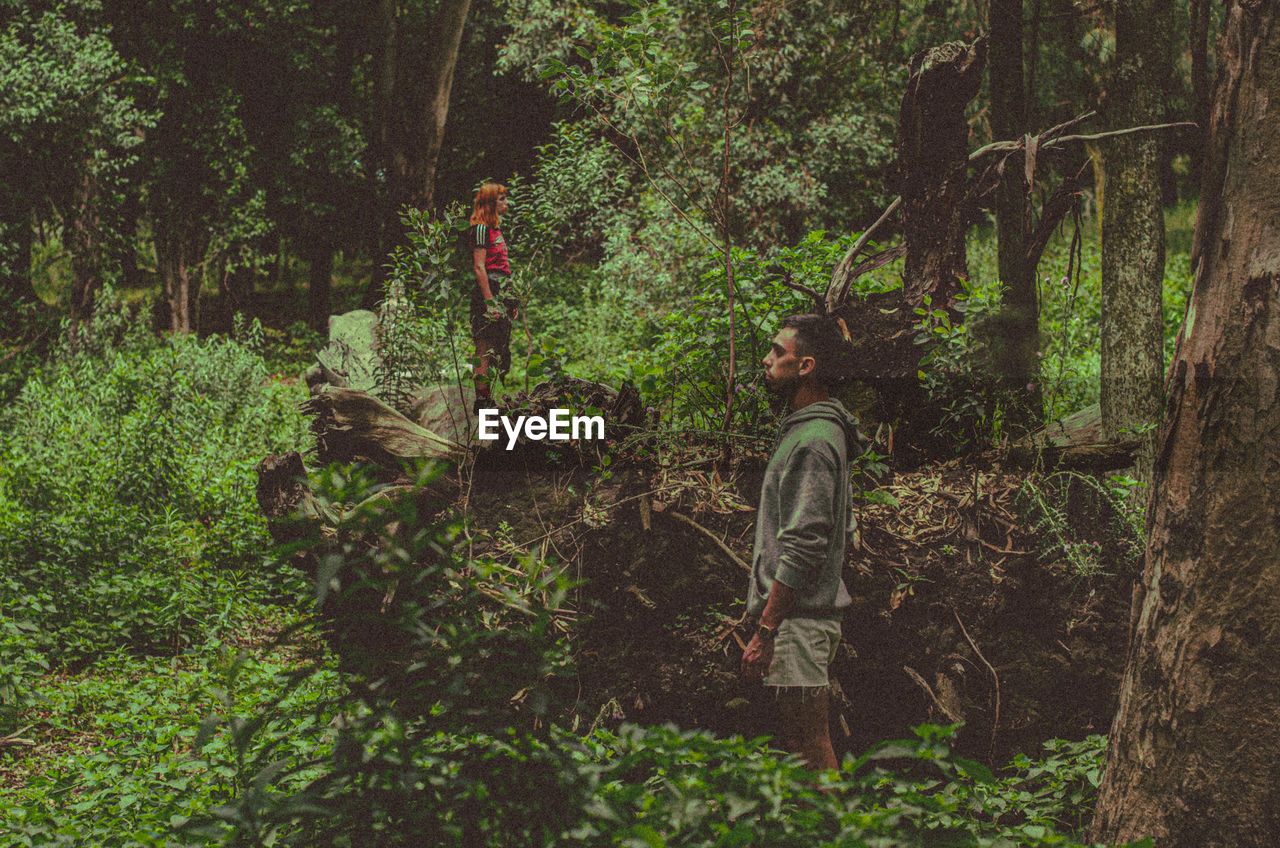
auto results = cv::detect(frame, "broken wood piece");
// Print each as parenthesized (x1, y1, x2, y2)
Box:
(306, 386, 465, 467)
(666, 511, 750, 571)
(903, 665, 965, 724)
(1007, 402, 1140, 472)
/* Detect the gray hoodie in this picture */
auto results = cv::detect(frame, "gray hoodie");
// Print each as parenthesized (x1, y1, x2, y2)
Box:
(746, 399, 862, 619)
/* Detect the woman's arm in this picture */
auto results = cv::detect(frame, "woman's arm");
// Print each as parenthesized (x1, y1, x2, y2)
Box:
(472, 248, 493, 300)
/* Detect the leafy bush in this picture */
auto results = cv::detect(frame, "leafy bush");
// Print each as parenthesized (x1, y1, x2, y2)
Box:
(0, 298, 310, 717)
(5, 628, 340, 848)
(913, 279, 1008, 451)
(186, 461, 1126, 848)
(627, 231, 876, 432)
(1014, 471, 1146, 579)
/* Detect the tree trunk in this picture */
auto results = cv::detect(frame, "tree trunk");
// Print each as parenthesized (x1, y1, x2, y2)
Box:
(155, 214, 205, 334)
(308, 242, 334, 333)
(1189, 0, 1212, 180)
(68, 169, 104, 324)
(362, 0, 471, 309)
(824, 40, 985, 459)
(989, 0, 1042, 433)
(414, 0, 470, 214)
(1099, 0, 1173, 481)
(1090, 3, 1280, 844)
(897, 39, 985, 309)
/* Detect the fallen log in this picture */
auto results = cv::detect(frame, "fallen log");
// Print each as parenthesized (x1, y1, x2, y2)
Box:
(306, 385, 465, 467)
(1006, 403, 1139, 472)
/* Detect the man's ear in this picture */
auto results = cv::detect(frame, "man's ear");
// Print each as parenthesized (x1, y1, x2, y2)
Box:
(798, 356, 816, 377)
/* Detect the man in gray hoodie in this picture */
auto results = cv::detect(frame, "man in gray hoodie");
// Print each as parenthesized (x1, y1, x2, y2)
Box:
(741, 313, 861, 771)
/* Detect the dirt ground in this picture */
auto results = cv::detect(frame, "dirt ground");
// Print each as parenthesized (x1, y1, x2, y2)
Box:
(453, 433, 1137, 766)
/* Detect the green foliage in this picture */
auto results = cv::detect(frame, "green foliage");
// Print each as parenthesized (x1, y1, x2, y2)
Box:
(0, 301, 55, 405)
(958, 223, 1195, 430)
(0, 294, 309, 717)
(970, 736, 1110, 837)
(1014, 471, 1146, 579)
(914, 279, 1008, 451)
(510, 0, 900, 248)
(232, 313, 326, 379)
(207, 704, 1113, 846)
(0, 0, 156, 291)
(369, 205, 480, 403)
(5, 625, 341, 848)
(182, 459, 577, 842)
(175, 457, 1119, 848)
(629, 231, 872, 432)
(514, 121, 632, 260)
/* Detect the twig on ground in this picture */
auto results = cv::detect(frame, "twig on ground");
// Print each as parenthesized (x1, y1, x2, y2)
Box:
(666, 511, 750, 571)
(903, 666, 965, 724)
(953, 607, 1001, 761)
(0, 725, 36, 747)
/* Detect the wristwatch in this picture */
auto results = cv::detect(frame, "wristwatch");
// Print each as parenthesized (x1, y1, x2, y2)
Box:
(756, 622, 776, 641)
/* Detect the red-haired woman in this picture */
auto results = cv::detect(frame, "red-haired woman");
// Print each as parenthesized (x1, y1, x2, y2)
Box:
(468, 182, 516, 408)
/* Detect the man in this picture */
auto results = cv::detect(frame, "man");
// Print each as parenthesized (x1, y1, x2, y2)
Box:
(741, 313, 861, 771)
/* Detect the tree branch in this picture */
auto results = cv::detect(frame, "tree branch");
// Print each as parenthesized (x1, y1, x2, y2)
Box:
(825, 196, 902, 310)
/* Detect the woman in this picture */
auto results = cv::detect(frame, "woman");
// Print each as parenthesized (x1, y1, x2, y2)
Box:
(468, 182, 517, 408)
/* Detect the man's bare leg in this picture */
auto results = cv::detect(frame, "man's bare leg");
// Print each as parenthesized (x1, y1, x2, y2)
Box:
(777, 687, 837, 771)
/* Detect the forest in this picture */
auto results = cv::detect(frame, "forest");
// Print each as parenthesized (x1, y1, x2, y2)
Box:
(2, 0, 1278, 845)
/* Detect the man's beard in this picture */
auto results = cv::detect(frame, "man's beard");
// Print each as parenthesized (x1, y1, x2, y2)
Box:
(764, 373, 800, 410)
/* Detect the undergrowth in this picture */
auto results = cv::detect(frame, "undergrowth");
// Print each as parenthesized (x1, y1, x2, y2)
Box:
(0, 287, 310, 723)
(1014, 471, 1146, 579)
(154, 461, 1133, 848)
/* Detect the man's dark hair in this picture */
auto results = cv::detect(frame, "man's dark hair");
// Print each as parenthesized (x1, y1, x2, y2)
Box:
(780, 313, 847, 387)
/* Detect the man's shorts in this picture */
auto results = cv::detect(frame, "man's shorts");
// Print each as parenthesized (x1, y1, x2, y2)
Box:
(764, 617, 841, 690)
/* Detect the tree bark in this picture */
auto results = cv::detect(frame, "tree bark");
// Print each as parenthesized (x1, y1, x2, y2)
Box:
(989, 0, 1042, 433)
(1099, 0, 1173, 481)
(68, 169, 104, 324)
(1189, 0, 1212, 181)
(897, 39, 985, 309)
(825, 40, 985, 459)
(308, 242, 334, 333)
(1090, 3, 1280, 844)
(362, 0, 471, 309)
(155, 212, 205, 334)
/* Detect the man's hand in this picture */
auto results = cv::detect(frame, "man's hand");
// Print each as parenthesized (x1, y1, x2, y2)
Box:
(740, 632, 775, 682)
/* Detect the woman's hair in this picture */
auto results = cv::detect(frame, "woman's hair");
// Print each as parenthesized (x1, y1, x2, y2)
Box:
(470, 182, 508, 228)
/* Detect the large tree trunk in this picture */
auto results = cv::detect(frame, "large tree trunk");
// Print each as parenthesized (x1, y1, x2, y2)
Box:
(362, 0, 471, 309)
(1090, 3, 1280, 844)
(989, 0, 1042, 433)
(897, 40, 984, 308)
(825, 39, 985, 458)
(1099, 0, 1173, 481)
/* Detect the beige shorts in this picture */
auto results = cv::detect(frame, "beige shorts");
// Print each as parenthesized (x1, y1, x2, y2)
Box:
(764, 617, 841, 689)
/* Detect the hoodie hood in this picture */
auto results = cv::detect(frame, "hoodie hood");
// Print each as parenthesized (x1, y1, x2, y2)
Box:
(780, 398, 868, 458)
